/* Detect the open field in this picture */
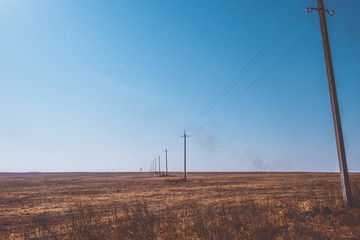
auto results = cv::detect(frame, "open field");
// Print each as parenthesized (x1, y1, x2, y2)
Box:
(1, 172, 360, 239)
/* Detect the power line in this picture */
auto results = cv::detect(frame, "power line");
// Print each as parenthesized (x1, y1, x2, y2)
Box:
(185, 0, 313, 133)
(334, 0, 348, 10)
(159, 1, 317, 161)
(190, 23, 318, 134)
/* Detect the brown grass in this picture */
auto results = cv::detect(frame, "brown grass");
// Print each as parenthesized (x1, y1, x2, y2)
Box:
(1, 172, 360, 239)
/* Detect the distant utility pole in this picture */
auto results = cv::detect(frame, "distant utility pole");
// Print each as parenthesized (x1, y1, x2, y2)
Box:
(306, 0, 352, 206)
(165, 148, 168, 176)
(182, 130, 189, 181)
(155, 158, 157, 173)
(158, 156, 161, 173)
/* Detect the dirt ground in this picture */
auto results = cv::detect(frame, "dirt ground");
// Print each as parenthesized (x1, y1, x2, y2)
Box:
(1, 172, 359, 239)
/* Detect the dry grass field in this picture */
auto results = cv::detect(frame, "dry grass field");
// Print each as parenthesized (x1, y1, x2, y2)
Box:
(1, 172, 360, 239)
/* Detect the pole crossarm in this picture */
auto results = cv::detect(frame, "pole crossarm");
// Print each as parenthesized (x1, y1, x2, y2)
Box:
(305, 7, 335, 16)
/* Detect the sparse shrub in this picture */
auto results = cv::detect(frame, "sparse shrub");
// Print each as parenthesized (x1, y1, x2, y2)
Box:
(115, 202, 156, 239)
(67, 204, 113, 240)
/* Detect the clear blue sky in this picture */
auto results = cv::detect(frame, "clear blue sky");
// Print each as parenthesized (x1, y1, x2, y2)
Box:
(1, 0, 359, 172)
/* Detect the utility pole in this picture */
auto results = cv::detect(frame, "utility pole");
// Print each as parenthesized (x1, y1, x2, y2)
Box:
(158, 156, 161, 174)
(181, 130, 189, 181)
(165, 148, 168, 176)
(306, 0, 352, 206)
(155, 158, 157, 173)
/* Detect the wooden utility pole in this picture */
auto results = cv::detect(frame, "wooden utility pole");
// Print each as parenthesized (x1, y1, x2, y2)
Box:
(165, 148, 168, 176)
(306, 0, 352, 206)
(182, 130, 189, 181)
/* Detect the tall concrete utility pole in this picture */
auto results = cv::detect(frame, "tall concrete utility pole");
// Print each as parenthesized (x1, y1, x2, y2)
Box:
(306, 0, 352, 206)
(181, 130, 189, 181)
(165, 148, 168, 176)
